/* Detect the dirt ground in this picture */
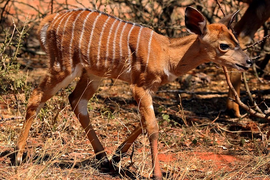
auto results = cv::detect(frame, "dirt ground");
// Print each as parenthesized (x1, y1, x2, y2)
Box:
(1, 51, 270, 179)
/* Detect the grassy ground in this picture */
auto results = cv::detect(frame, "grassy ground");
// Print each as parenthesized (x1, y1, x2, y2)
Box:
(1, 54, 270, 179)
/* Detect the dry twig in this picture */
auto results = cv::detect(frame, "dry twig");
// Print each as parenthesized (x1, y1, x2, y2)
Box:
(223, 66, 270, 121)
(243, 34, 270, 51)
(242, 72, 263, 114)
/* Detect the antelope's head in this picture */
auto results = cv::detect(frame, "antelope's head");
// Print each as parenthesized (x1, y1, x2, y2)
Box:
(185, 7, 253, 71)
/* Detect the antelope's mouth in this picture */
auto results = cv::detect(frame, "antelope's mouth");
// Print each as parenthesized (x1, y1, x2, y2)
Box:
(236, 63, 249, 71)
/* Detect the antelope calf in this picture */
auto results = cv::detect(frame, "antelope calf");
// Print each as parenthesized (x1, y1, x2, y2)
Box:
(16, 7, 252, 179)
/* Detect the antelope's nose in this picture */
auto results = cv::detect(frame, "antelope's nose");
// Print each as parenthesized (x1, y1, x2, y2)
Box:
(246, 59, 253, 66)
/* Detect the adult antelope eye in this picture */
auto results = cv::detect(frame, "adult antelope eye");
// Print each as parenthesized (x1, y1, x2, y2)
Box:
(220, 43, 230, 51)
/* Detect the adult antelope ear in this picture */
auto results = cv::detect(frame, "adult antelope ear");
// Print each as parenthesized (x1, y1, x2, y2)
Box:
(218, 10, 240, 29)
(185, 6, 207, 36)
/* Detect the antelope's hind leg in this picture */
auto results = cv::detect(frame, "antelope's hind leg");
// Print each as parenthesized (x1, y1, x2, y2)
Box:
(68, 72, 110, 168)
(16, 66, 82, 164)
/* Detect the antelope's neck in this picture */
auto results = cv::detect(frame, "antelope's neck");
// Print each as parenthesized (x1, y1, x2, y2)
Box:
(166, 34, 208, 77)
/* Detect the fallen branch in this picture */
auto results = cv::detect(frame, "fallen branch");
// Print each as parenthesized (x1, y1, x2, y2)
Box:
(242, 72, 263, 114)
(222, 66, 270, 121)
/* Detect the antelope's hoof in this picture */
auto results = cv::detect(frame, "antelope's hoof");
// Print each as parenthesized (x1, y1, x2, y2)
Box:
(15, 150, 23, 166)
(225, 108, 241, 118)
(111, 150, 128, 164)
(111, 154, 121, 164)
(95, 155, 112, 171)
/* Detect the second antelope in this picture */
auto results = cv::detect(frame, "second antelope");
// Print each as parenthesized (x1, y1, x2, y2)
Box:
(16, 7, 252, 179)
(226, 0, 270, 117)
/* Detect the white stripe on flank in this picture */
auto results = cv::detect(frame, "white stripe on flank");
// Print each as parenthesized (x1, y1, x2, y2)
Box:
(105, 18, 118, 68)
(69, 10, 85, 63)
(119, 22, 128, 60)
(51, 13, 60, 28)
(112, 20, 123, 65)
(145, 30, 154, 72)
(56, 12, 72, 35)
(56, 12, 72, 38)
(79, 11, 94, 63)
(87, 12, 102, 65)
(49, 13, 61, 49)
(136, 26, 143, 56)
(127, 23, 135, 71)
(61, 11, 75, 51)
(97, 16, 111, 67)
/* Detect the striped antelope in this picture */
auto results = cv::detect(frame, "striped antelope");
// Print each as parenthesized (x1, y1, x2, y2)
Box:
(16, 7, 252, 179)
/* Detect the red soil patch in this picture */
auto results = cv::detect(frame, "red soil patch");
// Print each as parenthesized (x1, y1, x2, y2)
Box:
(158, 153, 177, 162)
(157, 151, 243, 172)
(192, 152, 240, 171)
(195, 152, 239, 163)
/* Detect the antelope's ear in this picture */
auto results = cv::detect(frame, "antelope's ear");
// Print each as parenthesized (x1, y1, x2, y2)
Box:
(185, 6, 207, 36)
(218, 10, 239, 29)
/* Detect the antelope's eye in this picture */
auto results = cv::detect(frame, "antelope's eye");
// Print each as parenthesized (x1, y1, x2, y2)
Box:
(220, 43, 230, 51)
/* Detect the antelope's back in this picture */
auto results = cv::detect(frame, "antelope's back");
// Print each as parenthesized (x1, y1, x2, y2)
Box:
(38, 9, 158, 77)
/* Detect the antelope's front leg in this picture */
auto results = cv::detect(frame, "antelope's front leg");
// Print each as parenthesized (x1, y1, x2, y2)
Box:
(226, 71, 241, 117)
(133, 85, 162, 180)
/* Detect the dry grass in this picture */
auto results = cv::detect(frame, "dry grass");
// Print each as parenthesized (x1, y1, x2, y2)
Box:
(1, 0, 270, 179)
(1, 68, 270, 179)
